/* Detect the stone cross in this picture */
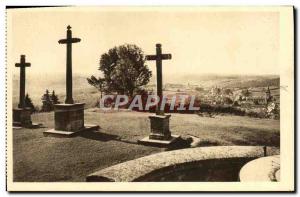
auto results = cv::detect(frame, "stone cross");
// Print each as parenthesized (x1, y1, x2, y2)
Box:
(58, 25, 81, 104)
(15, 55, 31, 108)
(146, 44, 172, 115)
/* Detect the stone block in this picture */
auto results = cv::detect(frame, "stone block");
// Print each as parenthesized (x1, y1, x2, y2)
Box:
(138, 134, 180, 147)
(149, 114, 171, 140)
(44, 103, 99, 137)
(138, 114, 180, 147)
(43, 124, 100, 137)
(13, 108, 32, 126)
(54, 103, 85, 132)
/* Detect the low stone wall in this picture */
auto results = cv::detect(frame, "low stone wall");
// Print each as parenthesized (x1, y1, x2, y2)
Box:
(86, 146, 279, 182)
(239, 155, 280, 182)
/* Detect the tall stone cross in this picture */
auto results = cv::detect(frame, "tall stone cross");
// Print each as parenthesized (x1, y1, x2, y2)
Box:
(146, 44, 172, 115)
(15, 55, 31, 108)
(58, 25, 81, 104)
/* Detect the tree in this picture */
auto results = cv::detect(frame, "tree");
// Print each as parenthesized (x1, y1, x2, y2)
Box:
(213, 87, 221, 95)
(24, 93, 36, 112)
(51, 90, 60, 104)
(241, 89, 251, 97)
(41, 89, 53, 112)
(224, 88, 233, 95)
(223, 97, 233, 105)
(98, 44, 152, 97)
(87, 76, 106, 98)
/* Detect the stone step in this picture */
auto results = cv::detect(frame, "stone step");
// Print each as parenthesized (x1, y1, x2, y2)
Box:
(43, 124, 99, 138)
(138, 134, 180, 147)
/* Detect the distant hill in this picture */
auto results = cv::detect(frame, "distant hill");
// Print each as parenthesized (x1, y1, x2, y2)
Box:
(12, 73, 98, 108)
(12, 73, 279, 108)
(160, 74, 280, 88)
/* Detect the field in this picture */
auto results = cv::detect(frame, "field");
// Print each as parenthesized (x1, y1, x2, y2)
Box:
(13, 110, 280, 182)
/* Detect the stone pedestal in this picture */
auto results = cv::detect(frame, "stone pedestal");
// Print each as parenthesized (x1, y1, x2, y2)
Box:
(54, 103, 85, 131)
(138, 114, 180, 147)
(149, 115, 171, 140)
(13, 108, 32, 127)
(43, 103, 99, 137)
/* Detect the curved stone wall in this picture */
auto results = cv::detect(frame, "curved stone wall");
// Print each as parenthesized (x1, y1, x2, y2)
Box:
(86, 146, 279, 182)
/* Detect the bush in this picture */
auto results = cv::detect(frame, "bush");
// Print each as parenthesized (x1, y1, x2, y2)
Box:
(24, 93, 36, 113)
(245, 110, 267, 118)
(41, 90, 60, 112)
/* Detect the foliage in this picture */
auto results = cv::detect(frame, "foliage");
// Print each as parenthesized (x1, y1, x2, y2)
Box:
(224, 88, 233, 95)
(223, 97, 233, 105)
(51, 90, 60, 105)
(98, 44, 152, 96)
(213, 87, 221, 95)
(41, 89, 60, 112)
(24, 93, 36, 112)
(41, 90, 52, 112)
(241, 89, 251, 97)
(87, 76, 106, 97)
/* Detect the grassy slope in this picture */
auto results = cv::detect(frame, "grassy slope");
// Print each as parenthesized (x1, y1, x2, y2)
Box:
(163, 74, 279, 88)
(13, 111, 279, 182)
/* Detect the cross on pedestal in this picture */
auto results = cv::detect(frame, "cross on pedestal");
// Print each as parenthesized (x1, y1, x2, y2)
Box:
(146, 43, 172, 115)
(15, 55, 31, 108)
(138, 44, 179, 146)
(58, 25, 81, 104)
(44, 25, 99, 137)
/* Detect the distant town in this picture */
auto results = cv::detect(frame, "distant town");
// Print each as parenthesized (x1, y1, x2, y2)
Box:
(145, 83, 280, 119)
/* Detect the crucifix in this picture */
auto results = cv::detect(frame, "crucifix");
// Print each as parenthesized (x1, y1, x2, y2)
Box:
(58, 25, 81, 104)
(43, 25, 99, 136)
(15, 55, 31, 108)
(139, 43, 179, 145)
(146, 43, 172, 115)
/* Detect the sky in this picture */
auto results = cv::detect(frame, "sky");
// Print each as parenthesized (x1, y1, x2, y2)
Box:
(8, 7, 279, 77)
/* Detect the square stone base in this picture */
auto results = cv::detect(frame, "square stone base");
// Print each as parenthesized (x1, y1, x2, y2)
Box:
(13, 122, 41, 129)
(44, 103, 99, 137)
(149, 114, 171, 140)
(138, 134, 180, 147)
(43, 124, 99, 137)
(54, 103, 85, 132)
(13, 108, 35, 128)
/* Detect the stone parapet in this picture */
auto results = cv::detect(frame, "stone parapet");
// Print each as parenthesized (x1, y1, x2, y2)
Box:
(86, 146, 279, 182)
